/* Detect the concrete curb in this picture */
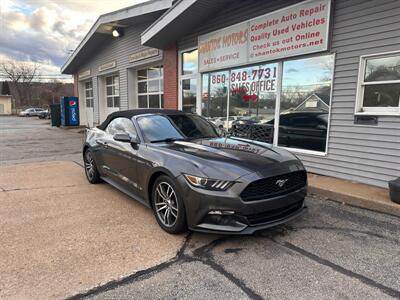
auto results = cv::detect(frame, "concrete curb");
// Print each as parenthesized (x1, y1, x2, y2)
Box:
(308, 185, 400, 217)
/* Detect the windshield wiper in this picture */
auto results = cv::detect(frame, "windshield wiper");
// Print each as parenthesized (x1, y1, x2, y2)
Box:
(186, 135, 217, 140)
(150, 137, 185, 143)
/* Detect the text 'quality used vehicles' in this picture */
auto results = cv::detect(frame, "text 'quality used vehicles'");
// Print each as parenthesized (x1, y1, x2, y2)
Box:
(83, 109, 307, 234)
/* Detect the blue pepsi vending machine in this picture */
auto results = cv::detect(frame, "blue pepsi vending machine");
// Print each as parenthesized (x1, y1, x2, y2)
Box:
(60, 96, 79, 126)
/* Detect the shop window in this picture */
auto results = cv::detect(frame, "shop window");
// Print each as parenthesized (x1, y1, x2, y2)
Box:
(356, 52, 400, 115)
(182, 49, 198, 75)
(200, 54, 334, 154)
(229, 64, 277, 126)
(279, 54, 334, 153)
(137, 66, 163, 108)
(105, 75, 120, 108)
(202, 64, 277, 131)
(84, 81, 93, 108)
(201, 71, 229, 124)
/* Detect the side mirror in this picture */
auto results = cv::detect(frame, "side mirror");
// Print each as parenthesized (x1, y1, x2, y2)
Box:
(114, 132, 139, 144)
(130, 134, 140, 145)
(113, 132, 131, 142)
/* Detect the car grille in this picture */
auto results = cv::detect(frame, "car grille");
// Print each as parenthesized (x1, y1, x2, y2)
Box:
(240, 171, 307, 202)
(244, 200, 304, 225)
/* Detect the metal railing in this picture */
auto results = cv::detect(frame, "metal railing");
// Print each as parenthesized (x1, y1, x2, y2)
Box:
(229, 124, 274, 143)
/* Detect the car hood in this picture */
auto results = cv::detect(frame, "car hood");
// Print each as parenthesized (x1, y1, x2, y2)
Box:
(156, 137, 304, 180)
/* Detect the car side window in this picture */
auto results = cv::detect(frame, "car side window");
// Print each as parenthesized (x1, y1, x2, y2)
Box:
(106, 117, 137, 137)
(291, 116, 318, 128)
(279, 116, 291, 126)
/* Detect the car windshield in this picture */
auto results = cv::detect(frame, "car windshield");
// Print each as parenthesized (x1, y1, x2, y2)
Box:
(137, 114, 219, 143)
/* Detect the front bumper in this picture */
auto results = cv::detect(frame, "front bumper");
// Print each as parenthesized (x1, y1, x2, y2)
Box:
(178, 175, 307, 235)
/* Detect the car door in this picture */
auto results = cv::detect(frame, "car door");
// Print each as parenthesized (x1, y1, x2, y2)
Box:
(101, 117, 140, 194)
(277, 115, 291, 147)
(287, 115, 324, 151)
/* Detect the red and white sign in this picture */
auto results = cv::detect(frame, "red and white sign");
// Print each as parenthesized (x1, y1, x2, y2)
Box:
(198, 0, 331, 72)
(249, 0, 330, 62)
(198, 23, 248, 72)
(229, 64, 278, 95)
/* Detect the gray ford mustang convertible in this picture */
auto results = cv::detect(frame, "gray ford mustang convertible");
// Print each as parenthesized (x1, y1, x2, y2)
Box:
(83, 109, 307, 234)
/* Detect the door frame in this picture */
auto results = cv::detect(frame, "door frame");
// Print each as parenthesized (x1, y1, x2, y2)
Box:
(79, 79, 94, 127)
(178, 47, 201, 114)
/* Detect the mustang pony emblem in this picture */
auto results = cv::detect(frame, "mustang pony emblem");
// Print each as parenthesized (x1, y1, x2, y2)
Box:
(276, 179, 289, 188)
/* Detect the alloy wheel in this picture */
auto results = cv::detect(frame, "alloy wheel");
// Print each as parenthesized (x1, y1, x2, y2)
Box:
(85, 151, 95, 180)
(154, 182, 179, 227)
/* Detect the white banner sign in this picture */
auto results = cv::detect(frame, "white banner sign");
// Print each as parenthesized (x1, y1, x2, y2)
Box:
(198, 23, 248, 72)
(198, 0, 331, 72)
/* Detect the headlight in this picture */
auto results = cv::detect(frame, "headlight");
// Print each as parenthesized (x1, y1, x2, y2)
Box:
(184, 174, 234, 191)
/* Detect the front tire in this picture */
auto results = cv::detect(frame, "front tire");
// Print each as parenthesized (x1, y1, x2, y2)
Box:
(151, 175, 187, 234)
(84, 149, 102, 184)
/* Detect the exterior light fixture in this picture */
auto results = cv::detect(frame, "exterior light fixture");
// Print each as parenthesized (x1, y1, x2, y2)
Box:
(112, 28, 123, 37)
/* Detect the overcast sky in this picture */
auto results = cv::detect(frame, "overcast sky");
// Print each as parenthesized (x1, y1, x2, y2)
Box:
(0, 0, 147, 81)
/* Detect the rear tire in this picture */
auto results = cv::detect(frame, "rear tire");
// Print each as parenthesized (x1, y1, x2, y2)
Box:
(151, 175, 187, 234)
(84, 149, 102, 184)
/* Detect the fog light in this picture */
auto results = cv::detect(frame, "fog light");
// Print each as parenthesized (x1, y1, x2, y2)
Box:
(208, 210, 235, 215)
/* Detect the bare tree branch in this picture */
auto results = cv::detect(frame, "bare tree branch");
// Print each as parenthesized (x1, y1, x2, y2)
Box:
(0, 60, 41, 107)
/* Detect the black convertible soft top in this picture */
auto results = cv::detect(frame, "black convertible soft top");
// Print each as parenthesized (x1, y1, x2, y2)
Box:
(97, 109, 185, 130)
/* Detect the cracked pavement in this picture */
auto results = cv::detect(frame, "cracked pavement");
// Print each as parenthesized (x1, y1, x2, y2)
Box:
(79, 196, 400, 300)
(1, 116, 400, 299)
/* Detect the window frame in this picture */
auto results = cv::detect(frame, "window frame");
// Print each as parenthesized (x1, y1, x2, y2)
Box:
(105, 74, 120, 108)
(355, 50, 400, 116)
(136, 66, 164, 109)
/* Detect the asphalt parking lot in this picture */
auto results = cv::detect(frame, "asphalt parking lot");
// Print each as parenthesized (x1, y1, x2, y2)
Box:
(1, 116, 399, 299)
(0, 116, 83, 166)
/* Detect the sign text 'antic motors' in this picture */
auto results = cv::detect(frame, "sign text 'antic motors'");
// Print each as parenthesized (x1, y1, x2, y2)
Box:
(198, 0, 331, 72)
(198, 23, 248, 72)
